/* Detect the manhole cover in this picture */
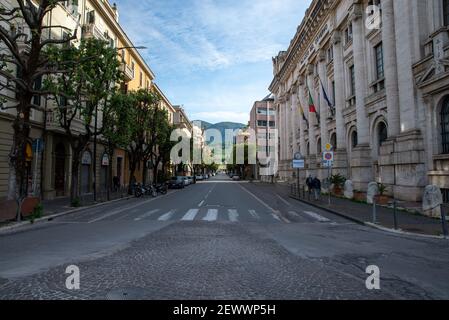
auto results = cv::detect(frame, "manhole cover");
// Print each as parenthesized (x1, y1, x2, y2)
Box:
(106, 287, 149, 300)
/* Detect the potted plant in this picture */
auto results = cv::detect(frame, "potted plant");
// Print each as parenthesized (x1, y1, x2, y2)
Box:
(330, 173, 346, 196)
(375, 183, 390, 205)
(353, 190, 366, 202)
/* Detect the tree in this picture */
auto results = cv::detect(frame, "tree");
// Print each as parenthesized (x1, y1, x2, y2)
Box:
(102, 91, 135, 198)
(0, 0, 78, 202)
(126, 89, 160, 191)
(151, 121, 176, 183)
(45, 38, 122, 204)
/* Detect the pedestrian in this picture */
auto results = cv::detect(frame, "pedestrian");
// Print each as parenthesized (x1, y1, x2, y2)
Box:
(306, 175, 313, 198)
(312, 177, 321, 201)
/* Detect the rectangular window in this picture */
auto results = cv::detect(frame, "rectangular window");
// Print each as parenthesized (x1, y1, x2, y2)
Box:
(32, 76, 42, 106)
(87, 10, 95, 24)
(444, 0, 449, 26)
(375, 43, 384, 80)
(139, 71, 143, 87)
(257, 120, 267, 127)
(349, 65, 355, 96)
(345, 24, 353, 45)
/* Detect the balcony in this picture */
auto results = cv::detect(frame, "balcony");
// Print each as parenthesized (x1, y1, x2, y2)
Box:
(120, 62, 134, 81)
(81, 24, 106, 41)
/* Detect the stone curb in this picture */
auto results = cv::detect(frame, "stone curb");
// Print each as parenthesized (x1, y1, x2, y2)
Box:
(289, 196, 448, 240)
(0, 195, 134, 234)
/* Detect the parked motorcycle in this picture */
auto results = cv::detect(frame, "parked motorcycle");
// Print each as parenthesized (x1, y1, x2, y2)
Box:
(154, 183, 168, 195)
(134, 183, 145, 198)
(144, 184, 158, 197)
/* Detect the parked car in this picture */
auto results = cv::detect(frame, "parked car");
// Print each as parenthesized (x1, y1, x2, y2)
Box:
(181, 176, 190, 186)
(187, 176, 194, 184)
(168, 177, 185, 189)
(232, 175, 241, 181)
(195, 175, 204, 181)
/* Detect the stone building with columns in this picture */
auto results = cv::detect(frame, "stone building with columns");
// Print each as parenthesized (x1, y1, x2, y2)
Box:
(269, 0, 449, 202)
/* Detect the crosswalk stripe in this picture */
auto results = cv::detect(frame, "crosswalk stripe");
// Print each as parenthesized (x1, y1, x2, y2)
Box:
(134, 209, 160, 221)
(228, 209, 239, 222)
(248, 210, 260, 219)
(181, 209, 199, 221)
(271, 213, 282, 222)
(203, 209, 218, 222)
(303, 211, 331, 222)
(158, 210, 175, 221)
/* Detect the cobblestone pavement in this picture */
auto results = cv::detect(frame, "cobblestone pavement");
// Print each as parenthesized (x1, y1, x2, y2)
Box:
(1, 176, 448, 300)
(0, 222, 393, 300)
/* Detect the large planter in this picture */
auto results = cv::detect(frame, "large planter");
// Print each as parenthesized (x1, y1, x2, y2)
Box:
(333, 186, 344, 196)
(375, 195, 390, 206)
(353, 191, 366, 202)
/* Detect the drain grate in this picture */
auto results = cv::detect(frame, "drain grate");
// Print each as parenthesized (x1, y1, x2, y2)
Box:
(106, 287, 149, 300)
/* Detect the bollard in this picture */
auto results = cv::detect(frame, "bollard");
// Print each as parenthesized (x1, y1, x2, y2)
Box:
(441, 205, 448, 238)
(372, 198, 377, 224)
(393, 200, 398, 230)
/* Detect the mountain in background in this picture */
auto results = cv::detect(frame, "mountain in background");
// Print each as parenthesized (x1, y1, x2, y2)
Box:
(193, 121, 247, 145)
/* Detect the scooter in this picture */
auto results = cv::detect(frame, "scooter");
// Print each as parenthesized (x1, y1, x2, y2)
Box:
(134, 183, 145, 198)
(143, 184, 158, 197)
(154, 182, 168, 195)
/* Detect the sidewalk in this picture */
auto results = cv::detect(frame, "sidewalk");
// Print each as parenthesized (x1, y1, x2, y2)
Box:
(287, 187, 446, 237)
(0, 189, 133, 231)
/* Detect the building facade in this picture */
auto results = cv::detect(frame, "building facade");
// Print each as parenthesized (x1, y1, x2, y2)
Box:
(270, 0, 449, 203)
(249, 95, 276, 180)
(0, 0, 175, 203)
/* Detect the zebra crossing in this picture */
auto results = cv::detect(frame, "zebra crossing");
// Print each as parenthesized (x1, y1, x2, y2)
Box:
(117, 208, 332, 224)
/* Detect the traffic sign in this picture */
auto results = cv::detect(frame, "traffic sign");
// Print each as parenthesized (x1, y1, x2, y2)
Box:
(293, 159, 305, 169)
(294, 152, 303, 160)
(323, 151, 334, 162)
(325, 143, 333, 151)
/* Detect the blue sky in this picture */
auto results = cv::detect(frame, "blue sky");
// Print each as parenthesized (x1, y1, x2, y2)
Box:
(114, 0, 309, 124)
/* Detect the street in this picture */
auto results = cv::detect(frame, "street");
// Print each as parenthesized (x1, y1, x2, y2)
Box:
(0, 174, 448, 300)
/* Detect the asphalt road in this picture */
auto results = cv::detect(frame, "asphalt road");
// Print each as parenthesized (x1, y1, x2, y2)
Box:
(0, 174, 448, 300)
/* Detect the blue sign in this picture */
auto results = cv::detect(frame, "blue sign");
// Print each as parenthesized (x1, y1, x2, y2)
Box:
(293, 159, 305, 169)
(32, 139, 44, 153)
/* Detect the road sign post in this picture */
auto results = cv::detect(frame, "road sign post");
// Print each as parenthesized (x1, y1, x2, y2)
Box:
(323, 146, 334, 206)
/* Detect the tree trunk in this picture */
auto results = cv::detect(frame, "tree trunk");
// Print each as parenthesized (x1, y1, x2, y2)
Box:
(70, 156, 81, 205)
(107, 149, 114, 201)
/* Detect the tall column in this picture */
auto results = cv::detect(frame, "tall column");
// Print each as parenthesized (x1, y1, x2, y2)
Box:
(291, 89, 299, 154)
(306, 72, 317, 156)
(332, 31, 347, 150)
(393, 0, 417, 132)
(381, 0, 400, 137)
(351, 3, 369, 145)
(298, 79, 307, 156)
(318, 50, 329, 148)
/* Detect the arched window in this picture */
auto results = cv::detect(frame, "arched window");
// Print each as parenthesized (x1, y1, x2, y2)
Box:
(444, 0, 449, 26)
(306, 142, 310, 156)
(330, 133, 337, 150)
(441, 97, 449, 154)
(351, 130, 358, 149)
(317, 138, 322, 153)
(378, 122, 388, 146)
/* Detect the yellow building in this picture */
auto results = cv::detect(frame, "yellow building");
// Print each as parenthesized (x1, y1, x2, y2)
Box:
(0, 0, 176, 205)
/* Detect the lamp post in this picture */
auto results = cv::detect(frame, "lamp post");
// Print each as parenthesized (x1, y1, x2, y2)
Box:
(92, 45, 147, 202)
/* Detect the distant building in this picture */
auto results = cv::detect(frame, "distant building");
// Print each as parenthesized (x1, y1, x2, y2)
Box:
(249, 94, 276, 181)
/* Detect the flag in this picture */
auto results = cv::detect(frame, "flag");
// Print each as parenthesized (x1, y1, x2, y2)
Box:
(298, 103, 309, 127)
(320, 79, 335, 116)
(308, 89, 320, 124)
(308, 91, 317, 114)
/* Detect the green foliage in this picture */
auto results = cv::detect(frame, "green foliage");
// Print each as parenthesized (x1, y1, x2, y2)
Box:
(378, 183, 388, 195)
(29, 203, 43, 224)
(71, 198, 81, 208)
(330, 173, 346, 188)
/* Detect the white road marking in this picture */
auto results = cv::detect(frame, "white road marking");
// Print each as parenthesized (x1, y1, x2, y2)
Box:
(277, 194, 291, 206)
(228, 209, 239, 222)
(203, 209, 218, 222)
(303, 211, 331, 223)
(198, 200, 205, 207)
(87, 190, 179, 223)
(134, 209, 160, 221)
(158, 210, 175, 221)
(238, 184, 290, 223)
(181, 209, 199, 221)
(248, 210, 260, 219)
(271, 213, 282, 222)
